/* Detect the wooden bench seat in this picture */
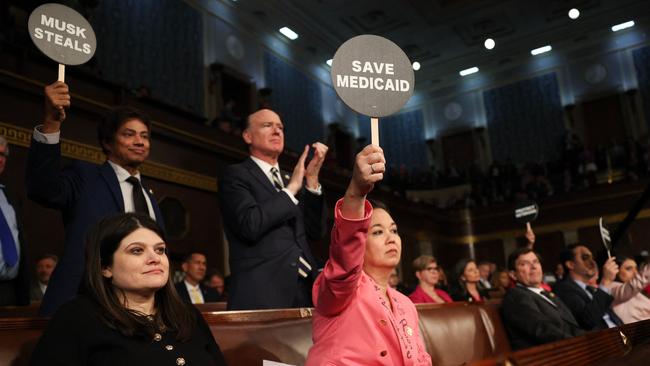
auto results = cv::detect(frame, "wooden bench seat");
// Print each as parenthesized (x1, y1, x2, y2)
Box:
(1, 301, 649, 366)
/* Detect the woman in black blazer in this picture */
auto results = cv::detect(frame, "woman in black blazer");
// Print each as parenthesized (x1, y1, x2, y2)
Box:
(31, 213, 227, 366)
(449, 258, 490, 302)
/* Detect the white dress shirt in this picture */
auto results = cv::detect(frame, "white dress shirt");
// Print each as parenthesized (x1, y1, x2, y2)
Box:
(249, 156, 322, 205)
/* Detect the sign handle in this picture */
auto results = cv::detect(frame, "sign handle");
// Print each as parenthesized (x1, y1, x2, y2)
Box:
(58, 64, 65, 82)
(371, 117, 379, 146)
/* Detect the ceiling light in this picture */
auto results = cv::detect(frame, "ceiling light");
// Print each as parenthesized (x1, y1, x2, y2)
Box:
(326, 59, 332, 67)
(412, 61, 421, 71)
(568, 8, 580, 20)
(611, 20, 635, 32)
(531, 45, 552, 56)
(279, 27, 298, 40)
(484, 38, 495, 50)
(459, 67, 479, 76)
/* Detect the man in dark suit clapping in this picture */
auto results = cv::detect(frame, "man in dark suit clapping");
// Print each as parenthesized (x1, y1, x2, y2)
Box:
(27, 81, 165, 315)
(219, 109, 327, 310)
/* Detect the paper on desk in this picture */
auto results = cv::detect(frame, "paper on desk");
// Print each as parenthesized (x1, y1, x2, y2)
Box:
(263, 361, 296, 366)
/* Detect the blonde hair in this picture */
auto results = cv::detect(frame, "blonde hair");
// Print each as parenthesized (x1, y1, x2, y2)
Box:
(412, 255, 437, 272)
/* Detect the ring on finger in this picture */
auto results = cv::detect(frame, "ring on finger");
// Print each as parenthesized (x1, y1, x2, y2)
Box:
(370, 163, 375, 174)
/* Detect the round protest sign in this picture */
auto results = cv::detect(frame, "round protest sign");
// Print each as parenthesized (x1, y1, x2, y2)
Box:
(28, 3, 97, 66)
(330, 35, 414, 118)
(514, 200, 539, 224)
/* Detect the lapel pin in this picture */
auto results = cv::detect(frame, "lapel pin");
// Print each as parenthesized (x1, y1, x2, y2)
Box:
(284, 174, 290, 180)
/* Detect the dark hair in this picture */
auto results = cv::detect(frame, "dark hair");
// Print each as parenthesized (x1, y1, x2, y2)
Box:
(83, 213, 195, 340)
(559, 244, 580, 276)
(368, 199, 390, 214)
(507, 247, 542, 271)
(36, 253, 58, 263)
(452, 258, 476, 288)
(97, 106, 151, 155)
(182, 251, 207, 264)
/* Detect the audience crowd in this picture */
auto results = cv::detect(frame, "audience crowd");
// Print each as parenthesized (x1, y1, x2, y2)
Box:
(0, 81, 648, 365)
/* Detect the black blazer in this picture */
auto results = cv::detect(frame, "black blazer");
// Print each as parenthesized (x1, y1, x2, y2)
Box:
(174, 281, 224, 304)
(501, 285, 584, 350)
(553, 279, 618, 331)
(218, 157, 325, 310)
(31, 295, 227, 366)
(26, 140, 165, 315)
(0, 184, 30, 305)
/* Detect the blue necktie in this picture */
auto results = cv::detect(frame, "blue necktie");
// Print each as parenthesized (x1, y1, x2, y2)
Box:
(0, 203, 17, 267)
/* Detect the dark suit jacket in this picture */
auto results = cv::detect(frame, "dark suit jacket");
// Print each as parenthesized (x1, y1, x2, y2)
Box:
(553, 278, 618, 331)
(175, 281, 224, 304)
(218, 157, 325, 310)
(501, 285, 584, 350)
(31, 295, 226, 366)
(0, 184, 30, 305)
(26, 140, 164, 315)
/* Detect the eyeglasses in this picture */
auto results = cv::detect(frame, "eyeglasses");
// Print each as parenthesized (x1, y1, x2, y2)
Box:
(424, 266, 438, 273)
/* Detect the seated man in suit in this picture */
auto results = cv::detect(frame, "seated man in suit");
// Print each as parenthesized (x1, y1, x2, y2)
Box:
(219, 109, 328, 310)
(501, 247, 583, 350)
(30, 254, 58, 302)
(175, 252, 223, 304)
(27, 81, 165, 315)
(554, 244, 622, 331)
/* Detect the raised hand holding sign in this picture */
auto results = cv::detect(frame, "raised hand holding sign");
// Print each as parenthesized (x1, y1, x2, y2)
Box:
(331, 35, 415, 146)
(28, 3, 97, 82)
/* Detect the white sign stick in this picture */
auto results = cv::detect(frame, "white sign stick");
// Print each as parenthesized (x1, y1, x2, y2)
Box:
(371, 117, 379, 146)
(58, 64, 65, 82)
(599, 217, 612, 258)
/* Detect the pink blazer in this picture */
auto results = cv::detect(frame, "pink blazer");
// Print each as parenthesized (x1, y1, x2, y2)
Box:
(306, 199, 431, 366)
(409, 285, 452, 304)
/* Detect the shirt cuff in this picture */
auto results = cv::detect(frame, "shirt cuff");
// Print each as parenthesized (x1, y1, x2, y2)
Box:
(306, 184, 322, 196)
(282, 188, 299, 205)
(33, 125, 60, 144)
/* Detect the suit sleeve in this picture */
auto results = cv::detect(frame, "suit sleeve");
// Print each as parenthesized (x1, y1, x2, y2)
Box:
(299, 188, 326, 241)
(218, 165, 301, 243)
(502, 289, 576, 344)
(314, 199, 372, 317)
(26, 139, 81, 211)
(555, 283, 613, 330)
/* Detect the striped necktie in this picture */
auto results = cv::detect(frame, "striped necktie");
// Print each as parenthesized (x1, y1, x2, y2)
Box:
(270, 167, 284, 191)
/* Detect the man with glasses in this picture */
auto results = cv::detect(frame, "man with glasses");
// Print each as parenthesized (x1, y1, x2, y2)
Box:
(501, 247, 583, 350)
(554, 244, 622, 331)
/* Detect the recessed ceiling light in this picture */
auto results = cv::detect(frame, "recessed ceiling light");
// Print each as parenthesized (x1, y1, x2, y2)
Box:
(412, 61, 421, 71)
(531, 45, 552, 56)
(279, 26, 298, 40)
(459, 67, 479, 76)
(484, 38, 495, 50)
(326, 59, 332, 67)
(568, 8, 580, 20)
(611, 20, 635, 32)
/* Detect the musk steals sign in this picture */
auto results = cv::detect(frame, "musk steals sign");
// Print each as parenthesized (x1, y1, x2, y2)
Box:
(28, 3, 97, 66)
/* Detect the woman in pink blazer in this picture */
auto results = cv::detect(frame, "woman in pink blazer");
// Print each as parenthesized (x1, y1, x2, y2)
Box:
(306, 145, 432, 366)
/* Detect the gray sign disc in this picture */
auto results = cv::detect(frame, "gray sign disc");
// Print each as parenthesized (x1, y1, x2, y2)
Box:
(331, 35, 414, 117)
(28, 3, 97, 65)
